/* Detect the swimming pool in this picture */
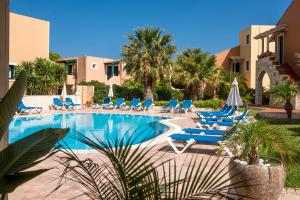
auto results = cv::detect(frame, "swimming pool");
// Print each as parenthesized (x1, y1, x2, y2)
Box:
(9, 113, 169, 150)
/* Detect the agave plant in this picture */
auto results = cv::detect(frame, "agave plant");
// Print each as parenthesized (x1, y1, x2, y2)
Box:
(0, 71, 69, 199)
(55, 133, 251, 199)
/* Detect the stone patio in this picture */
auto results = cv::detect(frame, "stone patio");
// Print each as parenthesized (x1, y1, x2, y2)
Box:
(9, 107, 300, 199)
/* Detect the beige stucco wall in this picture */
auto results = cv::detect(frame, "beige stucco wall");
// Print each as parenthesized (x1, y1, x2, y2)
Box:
(81, 56, 114, 83)
(240, 25, 275, 88)
(215, 25, 275, 89)
(215, 46, 240, 71)
(277, 0, 300, 77)
(9, 13, 49, 64)
(60, 56, 127, 88)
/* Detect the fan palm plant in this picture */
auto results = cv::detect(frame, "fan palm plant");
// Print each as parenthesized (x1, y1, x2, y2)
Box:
(55, 133, 251, 199)
(122, 27, 176, 99)
(270, 80, 300, 121)
(224, 121, 294, 165)
(176, 48, 217, 100)
(0, 71, 69, 199)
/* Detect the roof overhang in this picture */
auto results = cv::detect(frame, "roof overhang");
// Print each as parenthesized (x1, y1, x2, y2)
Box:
(254, 24, 288, 39)
(230, 56, 244, 62)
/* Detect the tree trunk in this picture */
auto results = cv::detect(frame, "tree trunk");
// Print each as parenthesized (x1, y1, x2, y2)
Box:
(248, 147, 260, 165)
(144, 77, 153, 99)
(284, 98, 293, 121)
(197, 81, 206, 100)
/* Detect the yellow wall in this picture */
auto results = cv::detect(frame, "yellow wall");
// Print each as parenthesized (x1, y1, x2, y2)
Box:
(239, 25, 275, 88)
(9, 13, 49, 64)
(215, 25, 275, 89)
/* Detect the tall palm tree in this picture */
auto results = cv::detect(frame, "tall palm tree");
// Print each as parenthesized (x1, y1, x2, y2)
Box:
(176, 48, 217, 100)
(270, 80, 300, 121)
(122, 27, 176, 99)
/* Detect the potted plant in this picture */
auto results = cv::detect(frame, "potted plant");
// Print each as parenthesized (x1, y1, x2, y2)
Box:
(221, 121, 294, 200)
(270, 80, 300, 121)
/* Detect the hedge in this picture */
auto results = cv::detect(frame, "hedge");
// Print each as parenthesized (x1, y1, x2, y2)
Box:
(103, 99, 224, 109)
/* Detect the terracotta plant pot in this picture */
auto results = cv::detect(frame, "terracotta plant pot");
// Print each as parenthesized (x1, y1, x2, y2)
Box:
(229, 159, 285, 200)
(86, 101, 92, 108)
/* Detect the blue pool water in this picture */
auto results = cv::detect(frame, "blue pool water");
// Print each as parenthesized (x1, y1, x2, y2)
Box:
(9, 113, 169, 150)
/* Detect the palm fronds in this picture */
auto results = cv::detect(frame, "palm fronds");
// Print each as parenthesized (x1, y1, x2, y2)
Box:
(56, 132, 252, 199)
(0, 71, 69, 196)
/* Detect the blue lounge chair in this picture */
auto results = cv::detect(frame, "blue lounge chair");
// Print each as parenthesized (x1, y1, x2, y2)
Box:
(196, 104, 229, 116)
(136, 98, 154, 111)
(122, 98, 140, 110)
(198, 106, 237, 118)
(176, 100, 193, 113)
(105, 98, 125, 110)
(167, 133, 223, 154)
(17, 101, 43, 115)
(93, 97, 111, 109)
(51, 98, 67, 110)
(161, 99, 178, 112)
(201, 110, 250, 122)
(65, 97, 80, 109)
(182, 128, 226, 135)
(197, 111, 249, 130)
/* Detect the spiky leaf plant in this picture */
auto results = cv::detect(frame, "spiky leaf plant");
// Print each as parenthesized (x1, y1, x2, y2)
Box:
(56, 133, 252, 199)
(0, 71, 69, 198)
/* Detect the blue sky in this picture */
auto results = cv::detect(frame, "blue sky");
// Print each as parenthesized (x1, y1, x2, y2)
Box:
(11, 0, 292, 58)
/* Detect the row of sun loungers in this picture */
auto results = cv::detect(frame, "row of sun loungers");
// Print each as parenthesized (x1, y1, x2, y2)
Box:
(167, 104, 254, 154)
(92, 98, 194, 113)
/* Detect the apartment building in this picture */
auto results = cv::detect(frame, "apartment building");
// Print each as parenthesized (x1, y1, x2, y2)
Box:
(254, 0, 300, 108)
(215, 25, 275, 89)
(9, 13, 50, 87)
(58, 56, 127, 94)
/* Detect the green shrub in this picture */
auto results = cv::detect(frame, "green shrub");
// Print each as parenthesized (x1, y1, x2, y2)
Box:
(193, 99, 224, 109)
(154, 84, 184, 101)
(171, 89, 184, 100)
(114, 84, 144, 100)
(153, 101, 170, 106)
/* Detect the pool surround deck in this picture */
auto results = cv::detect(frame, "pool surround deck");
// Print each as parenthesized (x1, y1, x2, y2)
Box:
(9, 107, 300, 200)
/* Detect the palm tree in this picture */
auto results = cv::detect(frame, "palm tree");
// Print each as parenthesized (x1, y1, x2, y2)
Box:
(122, 27, 176, 99)
(270, 80, 300, 121)
(17, 58, 67, 95)
(217, 70, 248, 99)
(176, 48, 217, 100)
(55, 133, 250, 199)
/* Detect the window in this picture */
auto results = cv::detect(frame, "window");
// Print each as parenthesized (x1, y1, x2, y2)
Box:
(113, 65, 119, 76)
(245, 61, 250, 71)
(232, 62, 240, 73)
(246, 34, 250, 45)
(92, 63, 98, 70)
(9, 65, 16, 79)
(278, 35, 284, 64)
(67, 64, 73, 75)
(106, 65, 119, 80)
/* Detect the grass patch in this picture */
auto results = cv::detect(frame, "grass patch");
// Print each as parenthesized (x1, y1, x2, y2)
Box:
(259, 118, 300, 188)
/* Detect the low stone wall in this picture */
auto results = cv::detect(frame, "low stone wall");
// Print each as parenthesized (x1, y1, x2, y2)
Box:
(22, 95, 81, 110)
